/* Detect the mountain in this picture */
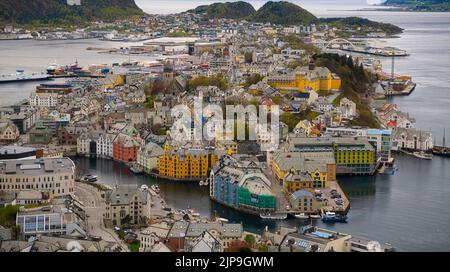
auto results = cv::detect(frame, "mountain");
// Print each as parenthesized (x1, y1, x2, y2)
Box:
(383, 0, 450, 11)
(0, 0, 144, 24)
(320, 17, 403, 35)
(189, 1, 256, 19)
(248, 1, 318, 26)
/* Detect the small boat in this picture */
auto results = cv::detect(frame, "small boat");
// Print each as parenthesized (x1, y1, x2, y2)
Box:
(260, 213, 288, 220)
(321, 212, 347, 223)
(129, 165, 143, 174)
(413, 151, 433, 160)
(294, 213, 309, 219)
(310, 214, 321, 219)
(199, 180, 204, 186)
(216, 217, 229, 223)
(82, 175, 98, 182)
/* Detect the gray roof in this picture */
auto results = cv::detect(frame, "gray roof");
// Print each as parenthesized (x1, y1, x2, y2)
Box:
(105, 186, 150, 206)
(0, 157, 75, 176)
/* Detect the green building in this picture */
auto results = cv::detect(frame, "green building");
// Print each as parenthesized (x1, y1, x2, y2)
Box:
(29, 125, 52, 144)
(237, 173, 277, 212)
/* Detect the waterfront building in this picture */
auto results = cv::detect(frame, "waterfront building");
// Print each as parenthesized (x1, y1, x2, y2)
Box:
(287, 136, 376, 175)
(0, 120, 20, 143)
(29, 92, 59, 108)
(0, 157, 75, 197)
(158, 143, 218, 180)
(271, 151, 336, 189)
(28, 125, 53, 144)
(392, 127, 433, 151)
(96, 133, 117, 158)
(16, 205, 85, 237)
(137, 142, 164, 174)
(210, 155, 277, 213)
(104, 185, 151, 227)
(0, 146, 36, 161)
(289, 189, 319, 212)
(112, 134, 141, 162)
(267, 64, 341, 93)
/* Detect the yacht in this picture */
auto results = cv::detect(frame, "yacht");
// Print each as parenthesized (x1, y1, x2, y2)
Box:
(260, 212, 288, 220)
(294, 213, 309, 219)
(413, 151, 433, 160)
(321, 212, 347, 223)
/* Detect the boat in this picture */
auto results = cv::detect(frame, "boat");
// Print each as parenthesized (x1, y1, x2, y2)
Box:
(46, 63, 58, 75)
(413, 151, 433, 160)
(82, 175, 98, 182)
(129, 165, 143, 174)
(0, 69, 51, 83)
(216, 217, 229, 223)
(294, 213, 309, 219)
(432, 128, 450, 157)
(310, 214, 321, 219)
(259, 212, 288, 220)
(321, 212, 347, 223)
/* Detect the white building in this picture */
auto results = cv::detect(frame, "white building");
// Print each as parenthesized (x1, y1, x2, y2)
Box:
(29, 93, 59, 108)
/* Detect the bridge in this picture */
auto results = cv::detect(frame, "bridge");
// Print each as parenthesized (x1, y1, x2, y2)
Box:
(318, 38, 358, 51)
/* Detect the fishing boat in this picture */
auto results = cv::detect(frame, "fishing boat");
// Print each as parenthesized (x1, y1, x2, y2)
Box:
(413, 151, 433, 160)
(259, 212, 288, 220)
(294, 213, 309, 219)
(321, 212, 347, 223)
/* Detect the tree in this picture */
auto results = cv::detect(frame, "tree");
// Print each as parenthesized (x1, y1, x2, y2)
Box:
(244, 73, 263, 87)
(258, 244, 269, 252)
(281, 112, 301, 131)
(244, 234, 256, 246)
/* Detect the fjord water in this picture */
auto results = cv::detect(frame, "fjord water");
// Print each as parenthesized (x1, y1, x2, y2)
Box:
(1, 0, 450, 251)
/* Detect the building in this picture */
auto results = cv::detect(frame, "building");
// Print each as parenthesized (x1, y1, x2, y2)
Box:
(210, 155, 276, 214)
(96, 133, 117, 158)
(139, 221, 171, 252)
(0, 157, 75, 197)
(104, 185, 151, 227)
(289, 189, 319, 212)
(288, 136, 376, 175)
(168, 220, 243, 251)
(339, 98, 357, 119)
(16, 205, 85, 238)
(112, 134, 141, 162)
(271, 151, 336, 191)
(392, 127, 433, 151)
(29, 92, 59, 108)
(15, 190, 51, 205)
(0, 120, 20, 143)
(267, 64, 341, 93)
(29, 125, 52, 144)
(158, 143, 218, 180)
(137, 142, 164, 174)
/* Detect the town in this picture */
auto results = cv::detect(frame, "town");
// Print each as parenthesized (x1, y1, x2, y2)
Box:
(0, 1, 443, 253)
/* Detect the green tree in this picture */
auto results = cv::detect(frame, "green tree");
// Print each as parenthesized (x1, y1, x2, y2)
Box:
(244, 234, 256, 246)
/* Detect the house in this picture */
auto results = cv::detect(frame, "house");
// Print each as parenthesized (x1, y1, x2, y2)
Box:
(139, 221, 171, 252)
(392, 127, 433, 151)
(137, 142, 164, 174)
(112, 134, 141, 162)
(289, 189, 319, 212)
(339, 98, 357, 119)
(104, 185, 152, 227)
(0, 120, 20, 143)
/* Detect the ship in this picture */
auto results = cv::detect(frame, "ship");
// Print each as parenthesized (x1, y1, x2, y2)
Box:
(259, 212, 288, 220)
(412, 151, 433, 160)
(321, 212, 348, 223)
(433, 129, 450, 157)
(0, 69, 51, 84)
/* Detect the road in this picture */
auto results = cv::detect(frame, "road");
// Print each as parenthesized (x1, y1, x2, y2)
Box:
(74, 182, 129, 252)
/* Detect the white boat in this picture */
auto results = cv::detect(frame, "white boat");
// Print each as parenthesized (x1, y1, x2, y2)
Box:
(294, 213, 309, 219)
(259, 213, 288, 220)
(310, 214, 321, 219)
(413, 151, 433, 160)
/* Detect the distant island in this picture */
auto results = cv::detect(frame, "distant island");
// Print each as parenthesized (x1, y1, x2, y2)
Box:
(0, 0, 144, 25)
(320, 17, 403, 35)
(383, 0, 450, 11)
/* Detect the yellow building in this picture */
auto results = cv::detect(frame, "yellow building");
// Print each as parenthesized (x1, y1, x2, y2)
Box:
(158, 143, 217, 180)
(268, 64, 341, 93)
(271, 151, 336, 193)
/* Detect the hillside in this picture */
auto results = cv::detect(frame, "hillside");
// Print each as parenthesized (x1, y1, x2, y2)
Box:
(383, 0, 450, 11)
(320, 17, 403, 35)
(248, 1, 319, 26)
(0, 0, 144, 24)
(189, 1, 256, 19)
